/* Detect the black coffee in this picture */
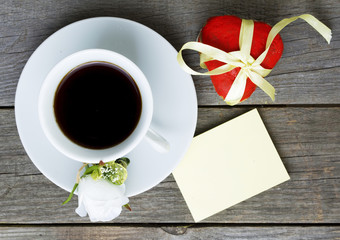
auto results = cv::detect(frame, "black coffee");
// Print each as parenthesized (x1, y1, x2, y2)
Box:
(54, 61, 142, 149)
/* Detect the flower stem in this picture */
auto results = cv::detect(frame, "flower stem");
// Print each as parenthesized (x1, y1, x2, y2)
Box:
(77, 163, 88, 183)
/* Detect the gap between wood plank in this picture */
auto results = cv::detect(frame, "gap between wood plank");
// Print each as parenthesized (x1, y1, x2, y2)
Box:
(0, 223, 339, 228)
(1, 105, 340, 110)
(197, 104, 340, 108)
(267, 65, 340, 78)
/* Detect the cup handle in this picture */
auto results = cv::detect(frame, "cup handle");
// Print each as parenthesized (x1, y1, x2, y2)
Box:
(145, 128, 170, 153)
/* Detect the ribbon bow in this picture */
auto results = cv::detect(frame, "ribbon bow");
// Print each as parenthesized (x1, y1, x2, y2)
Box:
(177, 14, 332, 105)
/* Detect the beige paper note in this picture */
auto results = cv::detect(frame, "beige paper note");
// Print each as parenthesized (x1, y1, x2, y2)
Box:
(173, 109, 290, 222)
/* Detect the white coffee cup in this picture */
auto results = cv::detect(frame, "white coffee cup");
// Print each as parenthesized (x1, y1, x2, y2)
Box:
(38, 49, 162, 163)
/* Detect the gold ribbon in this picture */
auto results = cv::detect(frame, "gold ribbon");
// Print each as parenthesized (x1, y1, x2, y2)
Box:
(177, 14, 332, 105)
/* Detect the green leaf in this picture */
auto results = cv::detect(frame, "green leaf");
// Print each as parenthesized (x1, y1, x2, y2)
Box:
(62, 183, 79, 205)
(123, 203, 132, 211)
(91, 168, 102, 180)
(115, 157, 130, 168)
(83, 165, 99, 176)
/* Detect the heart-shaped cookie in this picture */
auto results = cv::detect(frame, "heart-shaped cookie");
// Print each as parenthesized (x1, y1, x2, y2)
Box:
(199, 16, 284, 102)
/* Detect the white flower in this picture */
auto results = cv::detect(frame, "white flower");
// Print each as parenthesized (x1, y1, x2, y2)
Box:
(75, 175, 129, 222)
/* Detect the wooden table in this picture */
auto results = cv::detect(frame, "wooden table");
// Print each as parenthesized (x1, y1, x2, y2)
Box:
(1, 1, 339, 239)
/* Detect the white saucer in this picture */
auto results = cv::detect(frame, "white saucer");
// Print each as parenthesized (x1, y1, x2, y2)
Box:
(15, 17, 197, 197)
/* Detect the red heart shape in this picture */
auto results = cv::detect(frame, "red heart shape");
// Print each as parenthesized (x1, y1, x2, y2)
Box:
(199, 16, 284, 102)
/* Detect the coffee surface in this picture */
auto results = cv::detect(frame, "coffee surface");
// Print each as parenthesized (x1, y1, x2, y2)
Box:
(54, 61, 142, 149)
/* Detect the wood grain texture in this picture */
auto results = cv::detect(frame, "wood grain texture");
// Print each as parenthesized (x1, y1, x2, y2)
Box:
(0, 0, 339, 106)
(0, 226, 339, 240)
(0, 107, 339, 224)
(1, 2, 340, 238)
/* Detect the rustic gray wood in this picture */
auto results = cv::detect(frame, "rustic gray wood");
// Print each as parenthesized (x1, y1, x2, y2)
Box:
(0, 0, 339, 106)
(0, 226, 339, 240)
(0, 107, 339, 223)
(1, 0, 340, 238)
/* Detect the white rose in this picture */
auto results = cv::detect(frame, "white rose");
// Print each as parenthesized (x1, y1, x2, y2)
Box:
(75, 175, 129, 222)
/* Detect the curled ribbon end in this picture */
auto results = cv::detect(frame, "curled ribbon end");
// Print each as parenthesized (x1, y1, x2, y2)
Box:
(270, 91, 276, 102)
(268, 90, 276, 102)
(224, 99, 240, 106)
(327, 32, 332, 44)
(323, 30, 332, 44)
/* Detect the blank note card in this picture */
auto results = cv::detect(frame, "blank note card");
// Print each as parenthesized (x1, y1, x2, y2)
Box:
(173, 109, 290, 222)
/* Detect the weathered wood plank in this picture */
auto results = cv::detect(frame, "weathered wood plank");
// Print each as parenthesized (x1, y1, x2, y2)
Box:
(0, 107, 339, 223)
(0, 0, 339, 106)
(0, 226, 339, 240)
